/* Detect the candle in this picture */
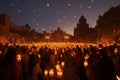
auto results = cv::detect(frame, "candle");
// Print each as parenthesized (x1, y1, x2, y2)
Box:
(54, 50, 57, 55)
(55, 64, 61, 71)
(16, 54, 21, 62)
(84, 61, 88, 67)
(114, 48, 118, 53)
(44, 70, 48, 77)
(49, 69, 54, 77)
(84, 54, 89, 60)
(60, 55, 63, 58)
(57, 70, 63, 78)
(61, 61, 65, 68)
(29, 52, 32, 55)
(37, 54, 41, 58)
(116, 75, 120, 80)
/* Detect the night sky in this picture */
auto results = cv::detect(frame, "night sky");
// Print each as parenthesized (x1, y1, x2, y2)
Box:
(0, 0, 120, 35)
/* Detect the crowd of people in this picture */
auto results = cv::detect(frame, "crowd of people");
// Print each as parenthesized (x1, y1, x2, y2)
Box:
(0, 42, 120, 80)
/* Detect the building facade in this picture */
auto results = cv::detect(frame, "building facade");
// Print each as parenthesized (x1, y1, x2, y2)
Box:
(74, 15, 97, 42)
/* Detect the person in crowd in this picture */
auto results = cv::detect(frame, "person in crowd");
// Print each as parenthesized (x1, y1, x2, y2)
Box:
(21, 46, 29, 80)
(28, 54, 42, 80)
(86, 46, 116, 80)
(1, 46, 22, 80)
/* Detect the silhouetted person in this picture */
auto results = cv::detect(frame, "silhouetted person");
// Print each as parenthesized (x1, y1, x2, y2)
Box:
(1, 46, 22, 80)
(98, 48, 116, 80)
(28, 54, 42, 80)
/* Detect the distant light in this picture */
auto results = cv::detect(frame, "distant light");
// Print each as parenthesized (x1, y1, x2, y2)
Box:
(49, 69, 54, 77)
(73, 16, 77, 19)
(36, 23, 39, 26)
(33, 9, 36, 12)
(45, 36, 50, 39)
(16, 54, 21, 62)
(18, 9, 21, 12)
(88, 6, 92, 9)
(42, 28, 45, 31)
(64, 35, 69, 39)
(11, 3, 14, 7)
(84, 61, 88, 67)
(80, 5, 82, 8)
(46, 3, 50, 7)
(91, 0, 94, 3)
(67, 3, 71, 7)
(58, 19, 62, 23)
(44, 70, 48, 77)
(38, 54, 41, 58)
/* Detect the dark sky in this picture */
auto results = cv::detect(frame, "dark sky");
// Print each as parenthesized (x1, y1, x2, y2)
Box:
(0, 0, 120, 35)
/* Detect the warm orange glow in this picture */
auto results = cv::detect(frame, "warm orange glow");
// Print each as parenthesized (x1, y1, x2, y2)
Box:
(84, 54, 89, 60)
(60, 54, 63, 58)
(114, 48, 118, 53)
(57, 70, 63, 78)
(54, 50, 57, 55)
(16, 54, 21, 62)
(45, 36, 50, 39)
(64, 35, 69, 39)
(55, 64, 61, 71)
(84, 61, 88, 67)
(71, 51, 76, 57)
(49, 69, 54, 77)
(116, 75, 120, 80)
(44, 70, 48, 77)
(29, 52, 32, 55)
(61, 61, 65, 68)
(0, 51, 2, 54)
(37, 54, 41, 58)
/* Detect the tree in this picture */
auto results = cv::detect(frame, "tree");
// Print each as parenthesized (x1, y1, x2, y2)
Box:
(96, 5, 120, 37)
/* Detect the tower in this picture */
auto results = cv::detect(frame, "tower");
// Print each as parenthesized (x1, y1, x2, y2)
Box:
(74, 15, 89, 41)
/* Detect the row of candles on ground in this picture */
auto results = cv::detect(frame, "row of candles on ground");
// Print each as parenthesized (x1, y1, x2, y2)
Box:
(18, 42, 96, 50)
(44, 61, 65, 79)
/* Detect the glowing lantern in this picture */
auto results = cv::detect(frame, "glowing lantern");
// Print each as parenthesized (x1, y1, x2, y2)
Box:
(55, 64, 61, 71)
(61, 61, 65, 68)
(16, 54, 21, 62)
(57, 70, 63, 78)
(49, 69, 54, 77)
(44, 70, 48, 77)
(114, 48, 118, 53)
(84, 61, 88, 67)
(29, 52, 32, 55)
